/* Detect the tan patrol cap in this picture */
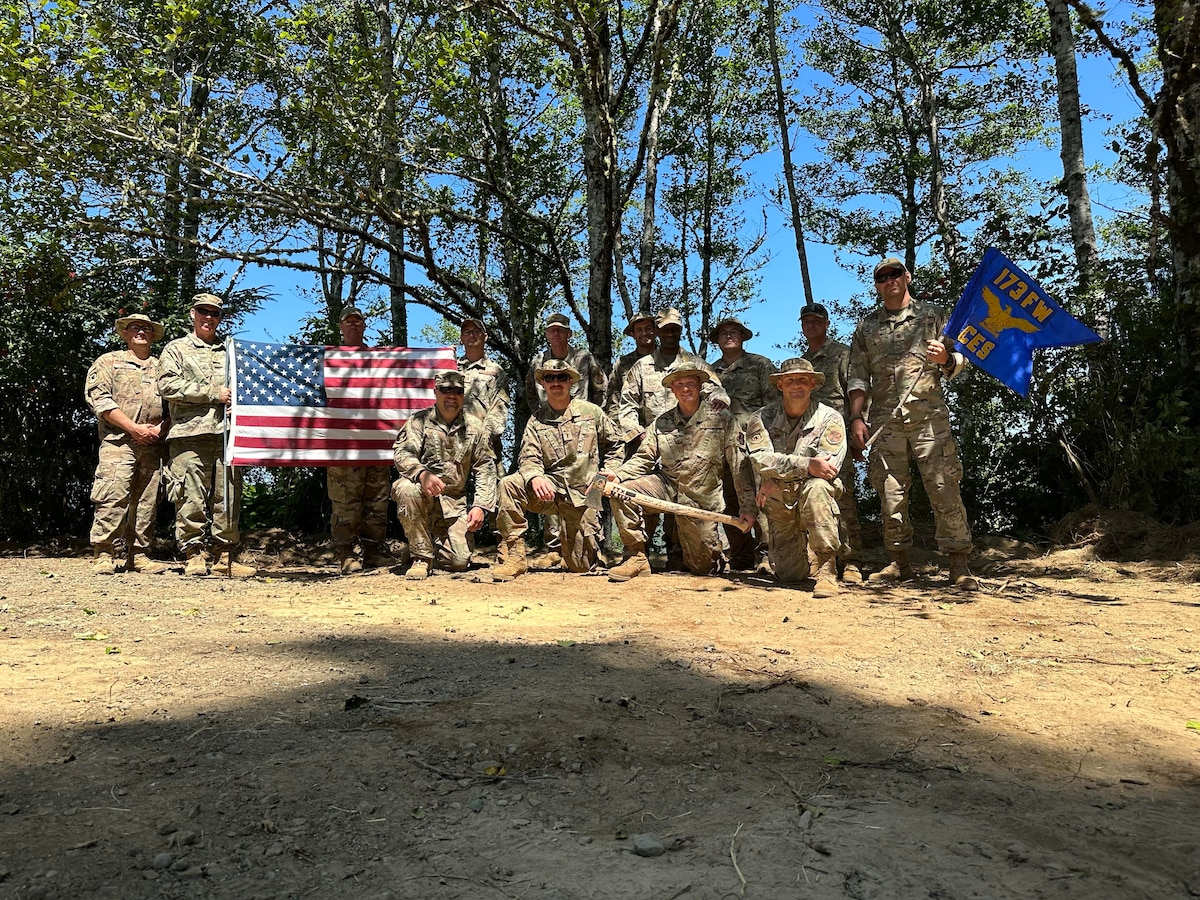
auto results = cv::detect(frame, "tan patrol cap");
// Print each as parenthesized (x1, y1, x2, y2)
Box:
(190, 292, 224, 311)
(768, 357, 826, 388)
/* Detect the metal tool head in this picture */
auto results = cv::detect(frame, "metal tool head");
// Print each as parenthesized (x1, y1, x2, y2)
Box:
(584, 473, 608, 510)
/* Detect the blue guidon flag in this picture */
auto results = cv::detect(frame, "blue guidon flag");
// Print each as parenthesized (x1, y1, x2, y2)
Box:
(228, 341, 456, 466)
(944, 248, 1102, 396)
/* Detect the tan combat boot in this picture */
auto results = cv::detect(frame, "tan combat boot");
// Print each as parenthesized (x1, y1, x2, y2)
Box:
(213, 546, 256, 578)
(405, 558, 432, 580)
(361, 541, 392, 569)
(128, 553, 170, 574)
(812, 554, 839, 598)
(183, 547, 208, 576)
(608, 548, 650, 583)
(92, 549, 116, 575)
(839, 561, 864, 584)
(754, 547, 774, 576)
(948, 552, 979, 591)
(868, 551, 914, 583)
(492, 538, 528, 582)
(337, 545, 363, 575)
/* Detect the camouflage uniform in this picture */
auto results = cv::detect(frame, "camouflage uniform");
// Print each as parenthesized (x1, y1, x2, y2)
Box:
(158, 334, 241, 552)
(605, 350, 647, 422)
(327, 465, 391, 550)
(803, 338, 862, 564)
(392, 406, 497, 572)
(528, 347, 608, 409)
(612, 404, 754, 575)
(847, 299, 971, 555)
(458, 353, 510, 462)
(85, 350, 166, 556)
(742, 401, 846, 584)
(497, 398, 623, 572)
(616, 350, 730, 437)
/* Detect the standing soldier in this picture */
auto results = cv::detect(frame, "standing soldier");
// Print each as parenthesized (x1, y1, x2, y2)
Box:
(392, 370, 497, 580)
(708, 317, 777, 572)
(605, 311, 658, 420)
(85, 312, 170, 575)
(457, 318, 509, 465)
(158, 293, 255, 578)
(327, 306, 392, 575)
(800, 302, 863, 583)
(492, 360, 623, 581)
(743, 358, 845, 599)
(605, 366, 755, 582)
(846, 258, 977, 590)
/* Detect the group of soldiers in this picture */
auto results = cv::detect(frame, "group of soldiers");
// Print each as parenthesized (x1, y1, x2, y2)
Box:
(87, 256, 979, 595)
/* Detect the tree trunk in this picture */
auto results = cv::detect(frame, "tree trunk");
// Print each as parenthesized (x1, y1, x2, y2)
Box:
(636, 33, 680, 316)
(376, 0, 407, 345)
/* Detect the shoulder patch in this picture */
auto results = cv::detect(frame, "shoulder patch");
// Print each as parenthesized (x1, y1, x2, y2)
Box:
(823, 424, 845, 448)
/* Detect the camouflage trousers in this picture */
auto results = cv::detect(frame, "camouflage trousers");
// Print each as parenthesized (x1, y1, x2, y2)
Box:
(867, 412, 971, 555)
(722, 461, 767, 568)
(762, 477, 841, 584)
(89, 440, 164, 553)
(328, 465, 390, 547)
(496, 474, 598, 573)
(837, 453, 863, 562)
(392, 479, 472, 572)
(166, 434, 242, 552)
(612, 474, 725, 575)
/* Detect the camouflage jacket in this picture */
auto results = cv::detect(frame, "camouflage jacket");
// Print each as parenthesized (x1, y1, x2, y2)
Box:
(847, 300, 965, 422)
(803, 339, 851, 412)
(605, 349, 651, 416)
(393, 407, 498, 517)
(710, 351, 778, 424)
(743, 401, 847, 499)
(616, 404, 754, 518)
(85, 350, 166, 444)
(527, 346, 608, 409)
(458, 353, 510, 440)
(616, 349, 730, 438)
(158, 334, 229, 439)
(517, 399, 623, 508)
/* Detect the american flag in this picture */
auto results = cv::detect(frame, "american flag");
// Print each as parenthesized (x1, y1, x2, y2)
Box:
(228, 340, 457, 466)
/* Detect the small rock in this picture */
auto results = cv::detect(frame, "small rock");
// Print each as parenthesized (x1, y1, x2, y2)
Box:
(170, 859, 190, 872)
(152, 853, 173, 870)
(156, 821, 177, 836)
(468, 797, 485, 813)
(264, 842, 285, 858)
(0, 803, 20, 816)
(632, 833, 666, 858)
(798, 810, 813, 831)
(177, 865, 205, 880)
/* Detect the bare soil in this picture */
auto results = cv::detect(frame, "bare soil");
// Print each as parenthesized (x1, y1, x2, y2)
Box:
(2, 520, 1198, 900)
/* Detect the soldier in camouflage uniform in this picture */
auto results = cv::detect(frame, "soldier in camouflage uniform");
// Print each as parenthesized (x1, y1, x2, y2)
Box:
(801, 302, 863, 583)
(158, 293, 255, 578)
(85, 313, 170, 575)
(743, 358, 846, 598)
(605, 366, 755, 582)
(526, 312, 609, 565)
(846, 258, 977, 590)
(605, 312, 657, 420)
(457, 318, 509, 466)
(708, 317, 777, 572)
(392, 370, 497, 580)
(492, 360, 623, 581)
(327, 306, 392, 574)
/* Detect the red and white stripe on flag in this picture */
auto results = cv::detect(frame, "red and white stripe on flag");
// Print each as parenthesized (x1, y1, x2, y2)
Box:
(229, 341, 457, 467)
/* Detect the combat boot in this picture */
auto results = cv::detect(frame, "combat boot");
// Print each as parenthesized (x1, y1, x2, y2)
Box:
(754, 547, 774, 576)
(812, 554, 840, 599)
(184, 547, 209, 577)
(868, 552, 913, 583)
(608, 549, 650, 583)
(948, 552, 979, 591)
(361, 541, 393, 569)
(213, 545, 256, 578)
(92, 549, 116, 575)
(540, 550, 563, 569)
(839, 561, 864, 584)
(337, 545, 363, 575)
(405, 558, 432, 580)
(492, 538, 528, 582)
(128, 553, 170, 574)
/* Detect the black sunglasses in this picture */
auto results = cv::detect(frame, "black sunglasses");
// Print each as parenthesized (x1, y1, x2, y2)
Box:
(437, 386, 465, 395)
(874, 269, 904, 284)
(541, 372, 571, 383)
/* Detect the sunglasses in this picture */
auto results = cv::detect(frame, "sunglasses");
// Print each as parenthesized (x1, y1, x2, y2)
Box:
(541, 373, 571, 383)
(874, 269, 904, 284)
(125, 323, 154, 332)
(437, 386, 465, 395)
(195, 308, 223, 318)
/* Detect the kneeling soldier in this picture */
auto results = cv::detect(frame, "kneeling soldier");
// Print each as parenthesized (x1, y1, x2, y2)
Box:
(743, 358, 845, 598)
(392, 371, 497, 579)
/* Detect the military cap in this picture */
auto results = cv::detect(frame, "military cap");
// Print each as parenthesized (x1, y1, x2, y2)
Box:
(707, 317, 753, 343)
(461, 317, 487, 332)
(872, 257, 908, 278)
(190, 292, 224, 311)
(661, 365, 711, 389)
(340, 305, 366, 322)
(544, 312, 572, 331)
(655, 307, 683, 330)
(768, 357, 826, 388)
(623, 311, 656, 337)
(435, 370, 466, 390)
(114, 312, 164, 342)
(799, 302, 829, 321)
(534, 357, 581, 384)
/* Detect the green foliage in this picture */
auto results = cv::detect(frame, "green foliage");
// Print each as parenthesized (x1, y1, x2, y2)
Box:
(240, 467, 330, 535)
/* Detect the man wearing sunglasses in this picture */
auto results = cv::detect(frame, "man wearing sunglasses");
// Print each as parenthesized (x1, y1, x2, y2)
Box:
(158, 293, 255, 578)
(845, 258, 977, 590)
(392, 370, 497, 580)
(493, 359, 623, 580)
(85, 312, 170, 575)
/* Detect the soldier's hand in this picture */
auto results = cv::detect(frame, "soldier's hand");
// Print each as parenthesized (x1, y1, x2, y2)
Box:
(850, 417, 869, 453)
(709, 397, 729, 412)
(130, 423, 158, 445)
(808, 456, 838, 481)
(219, 387, 232, 406)
(737, 513, 755, 533)
(465, 507, 485, 532)
(926, 339, 950, 366)
(755, 480, 778, 506)
(530, 475, 556, 502)
(419, 471, 446, 498)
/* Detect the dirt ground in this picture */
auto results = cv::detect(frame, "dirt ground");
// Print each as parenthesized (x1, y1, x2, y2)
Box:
(2, 516, 1198, 900)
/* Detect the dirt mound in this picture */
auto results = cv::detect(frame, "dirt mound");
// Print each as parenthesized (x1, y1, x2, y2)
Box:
(1050, 504, 1200, 562)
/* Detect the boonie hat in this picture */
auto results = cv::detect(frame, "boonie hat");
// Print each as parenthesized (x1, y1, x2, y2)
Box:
(799, 303, 829, 321)
(662, 365, 711, 389)
(707, 317, 752, 343)
(768, 357, 826, 388)
(115, 312, 164, 342)
(655, 308, 683, 330)
(190, 292, 224, 311)
(534, 358, 581, 384)
(872, 257, 908, 278)
(623, 311, 656, 337)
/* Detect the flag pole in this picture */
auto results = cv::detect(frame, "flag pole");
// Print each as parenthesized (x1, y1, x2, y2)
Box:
(224, 336, 232, 515)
